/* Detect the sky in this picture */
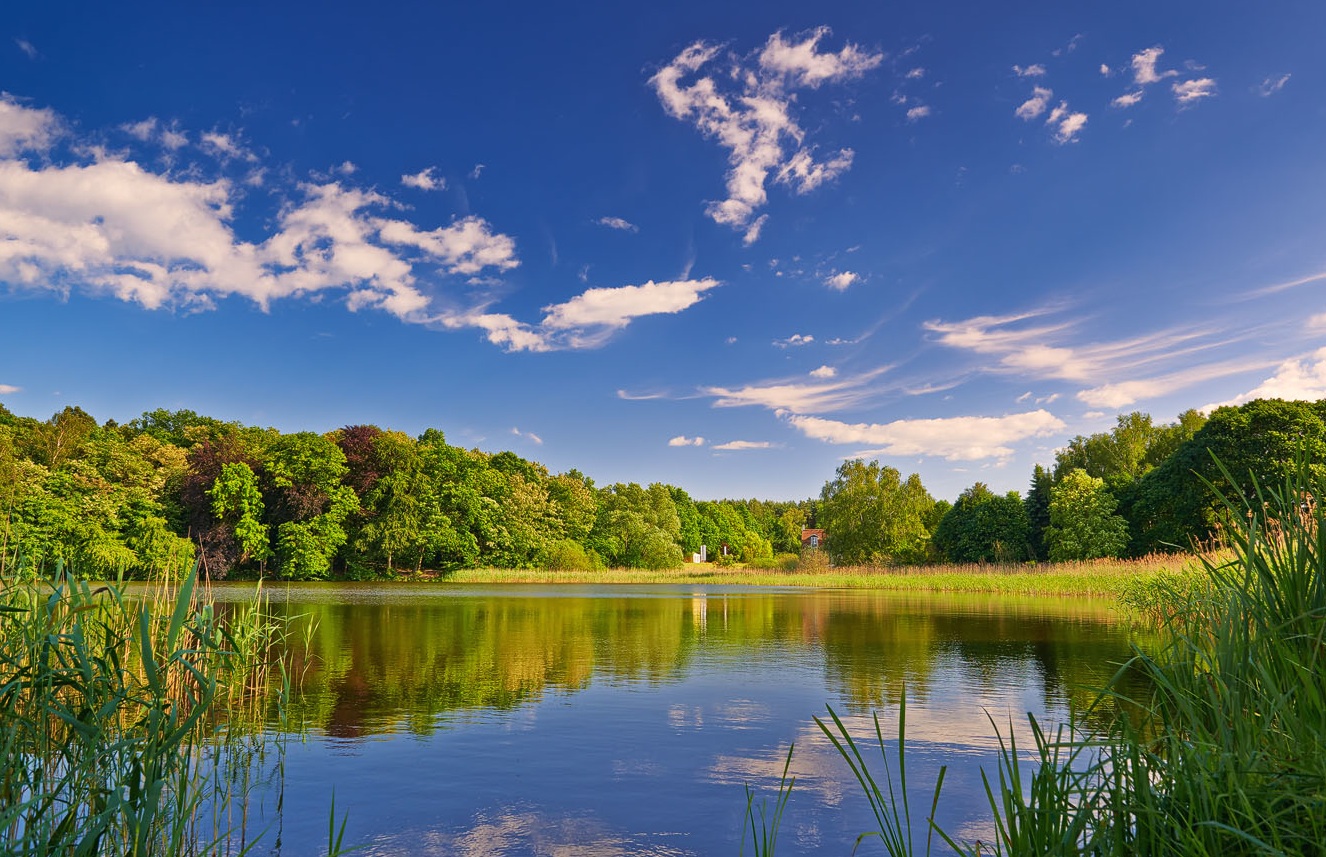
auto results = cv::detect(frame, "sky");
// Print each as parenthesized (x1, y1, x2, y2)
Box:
(2, 1, 1325, 502)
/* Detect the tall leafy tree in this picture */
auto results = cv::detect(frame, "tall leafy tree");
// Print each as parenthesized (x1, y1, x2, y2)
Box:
(933, 483, 1031, 563)
(1024, 464, 1053, 560)
(1044, 469, 1129, 561)
(817, 460, 935, 566)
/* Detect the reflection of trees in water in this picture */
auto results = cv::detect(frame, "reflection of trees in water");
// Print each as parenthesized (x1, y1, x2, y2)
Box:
(818, 596, 1139, 720)
(248, 590, 1139, 739)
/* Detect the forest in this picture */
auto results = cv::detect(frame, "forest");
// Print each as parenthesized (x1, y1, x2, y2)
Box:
(1, 397, 1324, 580)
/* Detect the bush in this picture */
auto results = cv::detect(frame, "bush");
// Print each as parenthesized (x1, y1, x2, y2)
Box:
(543, 540, 604, 571)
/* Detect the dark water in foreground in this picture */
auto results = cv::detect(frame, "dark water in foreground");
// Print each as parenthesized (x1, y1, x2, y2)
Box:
(206, 583, 1138, 856)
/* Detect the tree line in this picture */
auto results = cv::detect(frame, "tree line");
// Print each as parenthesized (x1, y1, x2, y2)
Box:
(0, 404, 809, 579)
(819, 398, 1326, 565)
(2, 397, 1322, 578)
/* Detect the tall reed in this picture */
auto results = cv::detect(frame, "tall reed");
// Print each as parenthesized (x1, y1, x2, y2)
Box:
(0, 563, 320, 856)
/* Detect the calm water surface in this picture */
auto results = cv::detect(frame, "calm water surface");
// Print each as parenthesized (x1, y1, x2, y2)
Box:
(208, 583, 1138, 856)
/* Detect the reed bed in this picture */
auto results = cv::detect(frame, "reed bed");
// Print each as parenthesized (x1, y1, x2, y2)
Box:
(0, 564, 325, 856)
(440, 554, 1188, 597)
(744, 454, 1326, 856)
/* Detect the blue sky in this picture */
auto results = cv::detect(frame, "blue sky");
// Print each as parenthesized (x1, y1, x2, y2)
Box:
(2, 1, 1325, 502)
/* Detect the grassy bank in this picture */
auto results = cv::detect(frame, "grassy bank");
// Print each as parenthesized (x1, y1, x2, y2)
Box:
(439, 553, 1194, 597)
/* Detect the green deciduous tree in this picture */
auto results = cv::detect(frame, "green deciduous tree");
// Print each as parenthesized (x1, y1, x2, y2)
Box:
(817, 460, 935, 566)
(933, 483, 1031, 563)
(1044, 469, 1129, 561)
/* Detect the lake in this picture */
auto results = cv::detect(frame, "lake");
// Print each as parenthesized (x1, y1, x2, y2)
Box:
(207, 583, 1139, 856)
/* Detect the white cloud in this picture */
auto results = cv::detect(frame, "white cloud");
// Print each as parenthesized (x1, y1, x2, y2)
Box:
(597, 216, 638, 232)
(810, 365, 836, 379)
(669, 435, 706, 447)
(823, 271, 858, 291)
(785, 410, 1065, 461)
(703, 366, 890, 414)
(1112, 91, 1144, 108)
(1173, 78, 1217, 106)
(713, 440, 774, 451)
(1259, 74, 1291, 97)
(1012, 64, 1045, 78)
(651, 27, 881, 237)
(1307, 313, 1326, 331)
(377, 215, 519, 276)
(1131, 47, 1177, 86)
(905, 67, 925, 80)
(0, 383, 20, 394)
(1015, 87, 1052, 120)
(741, 215, 768, 246)
(774, 333, 814, 348)
(1099, 64, 1112, 77)
(334, 161, 357, 176)
(511, 427, 543, 445)
(199, 130, 256, 162)
(401, 166, 445, 191)
(906, 105, 931, 122)
(15, 39, 38, 59)
(926, 308, 1243, 403)
(1046, 102, 1087, 143)
(541, 277, 720, 333)
(1202, 348, 1326, 411)
(0, 94, 58, 155)
(470, 164, 485, 179)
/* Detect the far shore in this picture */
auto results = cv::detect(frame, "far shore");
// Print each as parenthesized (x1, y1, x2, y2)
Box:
(380, 553, 1198, 597)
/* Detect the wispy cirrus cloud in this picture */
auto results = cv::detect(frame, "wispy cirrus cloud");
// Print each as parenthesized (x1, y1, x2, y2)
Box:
(926, 307, 1270, 409)
(1258, 74, 1291, 97)
(784, 410, 1065, 461)
(712, 440, 775, 451)
(650, 27, 881, 239)
(702, 367, 891, 414)
(511, 427, 543, 445)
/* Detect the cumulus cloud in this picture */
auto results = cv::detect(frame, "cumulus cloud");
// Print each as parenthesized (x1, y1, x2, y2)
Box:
(651, 27, 881, 238)
(1130, 47, 1177, 85)
(1201, 348, 1326, 411)
(199, 130, 256, 162)
(1015, 87, 1052, 120)
(540, 277, 719, 333)
(669, 435, 706, 447)
(712, 440, 775, 451)
(0, 383, 20, 394)
(785, 410, 1065, 461)
(774, 334, 815, 348)
(1012, 64, 1045, 78)
(1173, 78, 1217, 106)
(810, 365, 836, 379)
(401, 166, 445, 191)
(597, 216, 638, 232)
(823, 271, 858, 290)
(703, 367, 890, 414)
(0, 94, 58, 155)
(1047, 103, 1088, 143)
(906, 105, 931, 122)
(1112, 91, 1144, 108)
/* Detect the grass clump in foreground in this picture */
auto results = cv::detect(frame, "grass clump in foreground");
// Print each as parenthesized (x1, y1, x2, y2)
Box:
(0, 565, 339, 856)
(745, 453, 1326, 856)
